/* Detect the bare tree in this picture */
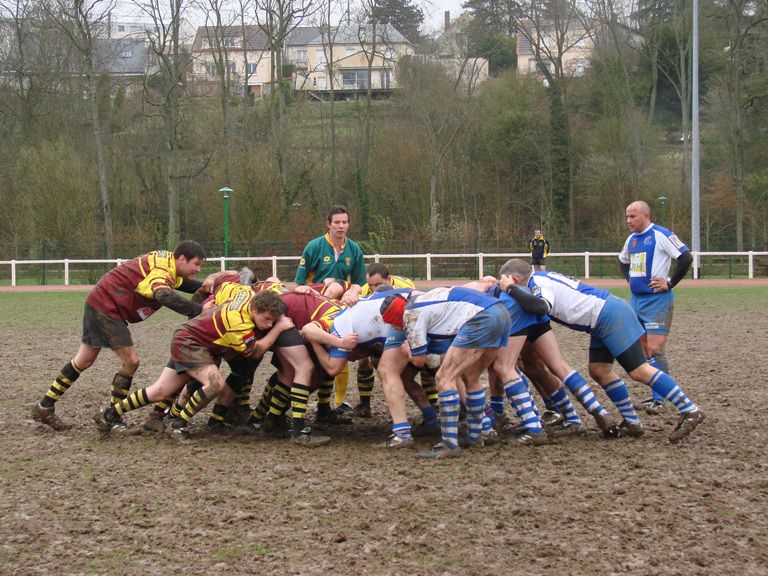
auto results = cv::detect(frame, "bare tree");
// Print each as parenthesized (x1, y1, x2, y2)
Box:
(48, 0, 115, 255)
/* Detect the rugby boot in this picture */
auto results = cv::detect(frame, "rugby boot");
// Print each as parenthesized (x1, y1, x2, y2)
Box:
(481, 429, 500, 446)
(31, 403, 71, 431)
(668, 410, 706, 443)
(637, 398, 665, 416)
(613, 419, 645, 438)
(164, 417, 190, 441)
(416, 441, 460, 460)
(547, 422, 587, 438)
(541, 409, 565, 427)
(93, 405, 119, 432)
(590, 410, 616, 435)
(142, 410, 167, 433)
(292, 427, 331, 447)
(511, 430, 548, 446)
(352, 402, 372, 418)
(379, 434, 415, 449)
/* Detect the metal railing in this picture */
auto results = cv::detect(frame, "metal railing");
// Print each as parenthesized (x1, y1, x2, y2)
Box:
(2, 251, 768, 287)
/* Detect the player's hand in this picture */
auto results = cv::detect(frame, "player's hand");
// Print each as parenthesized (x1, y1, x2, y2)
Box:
(649, 277, 670, 292)
(293, 285, 312, 294)
(275, 315, 295, 331)
(340, 333, 358, 350)
(202, 298, 216, 312)
(400, 341, 412, 358)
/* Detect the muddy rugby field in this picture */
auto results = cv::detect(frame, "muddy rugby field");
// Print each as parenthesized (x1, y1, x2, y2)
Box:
(1, 285, 766, 575)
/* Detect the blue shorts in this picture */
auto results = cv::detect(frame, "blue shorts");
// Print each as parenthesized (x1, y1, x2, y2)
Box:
(452, 303, 511, 350)
(590, 295, 645, 358)
(630, 291, 674, 336)
(385, 330, 453, 355)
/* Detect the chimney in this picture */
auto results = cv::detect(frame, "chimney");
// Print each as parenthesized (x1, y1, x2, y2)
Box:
(444, 11, 450, 32)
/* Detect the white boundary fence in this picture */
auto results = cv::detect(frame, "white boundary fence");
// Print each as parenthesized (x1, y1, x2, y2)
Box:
(2, 251, 767, 287)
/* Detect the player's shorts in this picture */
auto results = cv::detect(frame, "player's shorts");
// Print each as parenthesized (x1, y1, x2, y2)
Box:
(630, 291, 674, 336)
(81, 303, 133, 349)
(453, 302, 511, 349)
(168, 328, 220, 373)
(589, 295, 645, 358)
(274, 327, 304, 348)
(384, 330, 453, 355)
(531, 256, 546, 266)
(526, 319, 552, 343)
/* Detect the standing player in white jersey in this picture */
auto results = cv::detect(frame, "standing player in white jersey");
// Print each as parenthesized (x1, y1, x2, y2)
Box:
(380, 287, 511, 459)
(499, 259, 705, 443)
(619, 200, 693, 414)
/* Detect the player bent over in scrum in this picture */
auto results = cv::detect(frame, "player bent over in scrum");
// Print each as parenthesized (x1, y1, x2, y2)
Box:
(93, 291, 293, 438)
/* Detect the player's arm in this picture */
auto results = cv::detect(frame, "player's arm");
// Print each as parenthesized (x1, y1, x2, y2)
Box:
(294, 244, 315, 284)
(619, 262, 630, 281)
(309, 340, 349, 377)
(245, 315, 294, 359)
(504, 285, 550, 316)
(178, 277, 203, 294)
(155, 287, 203, 318)
(301, 322, 358, 350)
(668, 251, 693, 289)
(544, 239, 550, 256)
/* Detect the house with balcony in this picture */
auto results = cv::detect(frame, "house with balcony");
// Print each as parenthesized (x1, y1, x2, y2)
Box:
(286, 23, 413, 99)
(190, 25, 272, 97)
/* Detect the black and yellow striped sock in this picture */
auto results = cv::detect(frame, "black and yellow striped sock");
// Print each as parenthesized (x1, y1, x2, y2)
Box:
(207, 403, 228, 427)
(153, 400, 171, 415)
(115, 388, 150, 416)
(317, 377, 334, 415)
(179, 389, 209, 424)
(290, 383, 312, 434)
(169, 401, 184, 419)
(268, 381, 291, 417)
(239, 376, 254, 407)
(252, 373, 278, 422)
(42, 360, 82, 407)
(110, 372, 134, 405)
(356, 367, 375, 406)
(420, 367, 438, 407)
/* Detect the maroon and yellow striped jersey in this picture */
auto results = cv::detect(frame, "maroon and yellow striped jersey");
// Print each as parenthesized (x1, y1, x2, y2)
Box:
(176, 288, 258, 355)
(86, 250, 183, 323)
(281, 292, 343, 332)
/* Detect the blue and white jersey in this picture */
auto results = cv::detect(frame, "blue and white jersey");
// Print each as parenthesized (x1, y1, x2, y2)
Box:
(486, 285, 539, 334)
(619, 223, 689, 295)
(403, 287, 499, 355)
(529, 271, 611, 333)
(330, 288, 412, 349)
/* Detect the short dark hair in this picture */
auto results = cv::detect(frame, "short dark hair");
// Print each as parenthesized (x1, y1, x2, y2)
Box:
(499, 258, 533, 279)
(327, 205, 350, 222)
(174, 240, 206, 261)
(366, 262, 390, 279)
(250, 290, 287, 317)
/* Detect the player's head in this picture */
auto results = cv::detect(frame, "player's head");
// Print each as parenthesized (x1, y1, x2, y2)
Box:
(250, 290, 287, 331)
(498, 258, 533, 290)
(326, 205, 350, 240)
(366, 262, 391, 290)
(626, 200, 651, 233)
(534, 229, 542, 237)
(173, 240, 206, 278)
(380, 293, 408, 330)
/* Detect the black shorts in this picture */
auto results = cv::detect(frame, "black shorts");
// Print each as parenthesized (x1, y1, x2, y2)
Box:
(81, 303, 133, 349)
(531, 256, 546, 266)
(526, 321, 552, 344)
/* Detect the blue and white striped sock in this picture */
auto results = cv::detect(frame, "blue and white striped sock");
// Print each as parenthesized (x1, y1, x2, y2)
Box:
(490, 395, 505, 416)
(564, 371, 608, 416)
(503, 378, 543, 434)
(420, 405, 438, 427)
(392, 421, 412, 440)
(603, 379, 640, 423)
(649, 370, 697, 414)
(438, 390, 461, 449)
(647, 355, 668, 403)
(465, 389, 486, 442)
(549, 387, 583, 425)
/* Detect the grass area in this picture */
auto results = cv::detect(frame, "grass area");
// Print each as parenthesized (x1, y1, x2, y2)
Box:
(606, 285, 768, 311)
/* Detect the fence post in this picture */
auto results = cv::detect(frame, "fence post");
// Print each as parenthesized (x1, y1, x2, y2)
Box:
(478, 253, 484, 279)
(64, 259, 70, 286)
(426, 253, 432, 281)
(220, 257, 226, 272)
(748, 251, 754, 279)
(374, 254, 380, 263)
(11, 260, 16, 286)
(272, 256, 278, 278)
(693, 252, 699, 279)
(584, 252, 590, 279)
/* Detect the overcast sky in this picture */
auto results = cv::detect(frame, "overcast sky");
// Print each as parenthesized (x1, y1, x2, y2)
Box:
(422, 0, 466, 34)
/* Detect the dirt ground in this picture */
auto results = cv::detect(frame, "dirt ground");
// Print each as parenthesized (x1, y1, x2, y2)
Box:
(1, 288, 767, 575)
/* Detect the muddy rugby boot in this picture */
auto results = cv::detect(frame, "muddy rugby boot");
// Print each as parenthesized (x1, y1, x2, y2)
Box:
(541, 409, 565, 427)
(511, 430, 548, 446)
(668, 410, 706, 443)
(613, 419, 645, 438)
(31, 403, 71, 431)
(547, 422, 587, 438)
(590, 410, 616, 436)
(379, 434, 415, 449)
(352, 402, 372, 418)
(416, 441, 460, 460)
(164, 417, 190, 441)
(142, 410, 167, 433)
(481, 429, 500, 446)
(93, 405, 120, 432)
(636, 398, 666, 416)
(292, 427, 331, 447)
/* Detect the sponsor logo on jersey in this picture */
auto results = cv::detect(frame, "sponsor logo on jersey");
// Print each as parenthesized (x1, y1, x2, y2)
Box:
(643, 236, 653, 245)
(323, 256, 331, 263)
(299, 258, 306, 266)
(243, 332, 256, 351)
(669, 234, 685, 249)
(136, 306, 155, 320)
(345, 257, 351, 266)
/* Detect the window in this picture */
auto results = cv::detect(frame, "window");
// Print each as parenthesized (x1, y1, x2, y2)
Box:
(296, 49, 308, 62)
(315, 48, 326, 69)
(345, 47, 356, 57)
(228, 62, 236, 74)
(246, 63, 257, 75)
(120, 50, 133, 58)
(384, 48, 394, 59)
(342, 70, 369, 89)
(205, 63, 216, 76)
(118, 25, 125, 32)
(223, 38, 237, 48)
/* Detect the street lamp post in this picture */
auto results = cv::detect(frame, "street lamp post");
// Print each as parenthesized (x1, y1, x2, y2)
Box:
(657, 196, 667, 226)
(219, 187, 233, 257)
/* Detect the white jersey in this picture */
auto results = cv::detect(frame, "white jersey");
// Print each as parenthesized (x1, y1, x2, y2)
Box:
(403, 286, 498, 355)
(619, 223, 689, 296)
(530, 272, 612, 333)
(330, 289, 410, 347)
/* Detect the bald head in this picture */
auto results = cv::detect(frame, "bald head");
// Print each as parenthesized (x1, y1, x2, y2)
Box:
(626, 200, 652, 233)
(498, 258, 533, 291)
